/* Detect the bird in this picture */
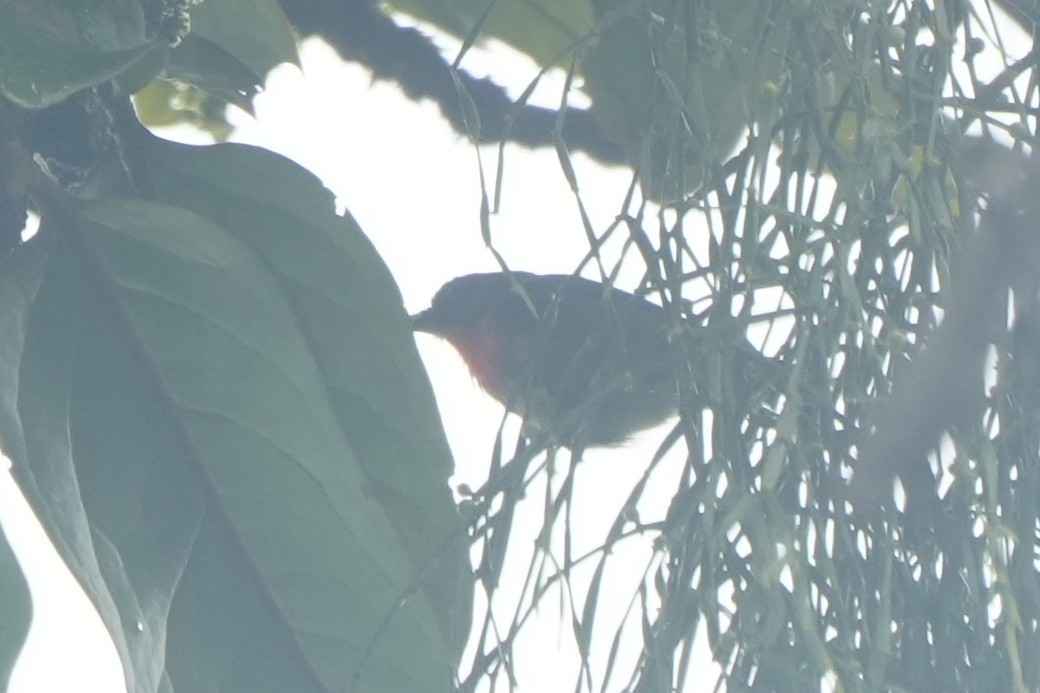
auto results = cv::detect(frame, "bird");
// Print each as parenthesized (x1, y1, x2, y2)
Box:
(412, 271, 719, 448)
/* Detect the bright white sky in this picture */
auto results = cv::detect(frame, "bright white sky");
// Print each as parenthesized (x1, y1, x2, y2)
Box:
(1, 33, 712, 693)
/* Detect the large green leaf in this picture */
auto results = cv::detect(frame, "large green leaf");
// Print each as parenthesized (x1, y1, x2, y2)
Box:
(0, 1, 159, 108)
(0, 225, 158, 691)
(163, 34, 264, 112)
(0, 232, 45, 691)
(139, 136, 471, 655)
(147, 0, 299, 119)
(188, 0, 298, 80)
(0, 516, 31, 690)
(0, 140, 466, 691)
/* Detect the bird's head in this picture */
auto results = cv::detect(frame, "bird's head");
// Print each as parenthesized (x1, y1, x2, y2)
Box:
(412, 273, 541, 406)
(412, 272, 686, 446)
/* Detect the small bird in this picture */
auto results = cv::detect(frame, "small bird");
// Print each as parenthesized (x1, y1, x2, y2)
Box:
(412, 271, 697, 448)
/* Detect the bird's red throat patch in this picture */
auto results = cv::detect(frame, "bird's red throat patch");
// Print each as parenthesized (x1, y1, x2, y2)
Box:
(445, 316, 515, 403)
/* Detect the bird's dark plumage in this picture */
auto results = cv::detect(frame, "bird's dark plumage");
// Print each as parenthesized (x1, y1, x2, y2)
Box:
(413, 272, 684, 447)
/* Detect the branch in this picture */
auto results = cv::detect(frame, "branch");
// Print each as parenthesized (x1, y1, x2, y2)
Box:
(276, 0, 625, 164)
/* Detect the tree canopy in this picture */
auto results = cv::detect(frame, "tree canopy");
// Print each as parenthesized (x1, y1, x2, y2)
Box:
(3, 0, 1040, 691)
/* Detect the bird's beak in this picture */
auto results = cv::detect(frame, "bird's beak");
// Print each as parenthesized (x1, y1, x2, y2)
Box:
(410, 308, 433, 333)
